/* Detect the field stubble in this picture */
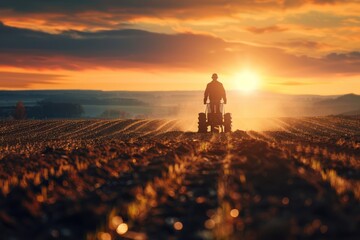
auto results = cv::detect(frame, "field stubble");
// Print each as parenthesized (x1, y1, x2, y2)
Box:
(0, 117, 359, 239)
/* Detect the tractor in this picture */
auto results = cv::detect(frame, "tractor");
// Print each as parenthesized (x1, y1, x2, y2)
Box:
(198, 102, 232, 133)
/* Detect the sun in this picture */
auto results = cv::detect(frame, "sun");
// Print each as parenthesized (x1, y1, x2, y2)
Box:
(235, 70, 261, 93)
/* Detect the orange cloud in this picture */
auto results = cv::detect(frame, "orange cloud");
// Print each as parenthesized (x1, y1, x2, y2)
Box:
(276, 40, 333, 50)
(0, 71, 62, 88)
(271, 80, 317, 86)
(0, 23, 237, 72)
(0, 0, 357, 32)
(246, 25, 288, 34)
(1, 22, 360, 79)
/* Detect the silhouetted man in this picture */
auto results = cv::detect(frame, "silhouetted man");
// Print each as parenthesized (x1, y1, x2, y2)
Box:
(204, 73, 227, 113)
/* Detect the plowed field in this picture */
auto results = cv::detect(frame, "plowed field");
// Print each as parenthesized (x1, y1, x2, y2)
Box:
(0, 117, 359, 240)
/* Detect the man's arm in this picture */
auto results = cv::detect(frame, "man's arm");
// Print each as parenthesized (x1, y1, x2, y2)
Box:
(204, 84, 209, 104)
(221, 84, 227, 104)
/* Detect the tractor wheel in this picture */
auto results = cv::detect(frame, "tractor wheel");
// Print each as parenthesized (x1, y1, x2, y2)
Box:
(198, 113, 207, 133)
(198, 113, 206, 121)
(224, 113, 232, 133)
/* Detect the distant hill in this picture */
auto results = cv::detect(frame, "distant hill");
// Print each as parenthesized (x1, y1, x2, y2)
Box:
(0, 90, 147, 106)
(315, 94, 360, 115)
(337, 109, 360, 116)
(2, 90, 360, 118)
(317, 93, 360, 105)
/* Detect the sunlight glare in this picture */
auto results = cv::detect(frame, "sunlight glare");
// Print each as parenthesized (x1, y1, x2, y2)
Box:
(235, 70, 261, 93)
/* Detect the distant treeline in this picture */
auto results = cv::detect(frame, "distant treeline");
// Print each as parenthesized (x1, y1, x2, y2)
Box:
(0, 101, 83, 119)
(42, 97, 146, 106)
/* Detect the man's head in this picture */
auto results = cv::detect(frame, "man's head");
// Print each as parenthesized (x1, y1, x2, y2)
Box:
(212, 73, 218, 81)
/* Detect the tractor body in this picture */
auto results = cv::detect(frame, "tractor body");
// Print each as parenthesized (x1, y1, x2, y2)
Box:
(198, 103, 232, 133)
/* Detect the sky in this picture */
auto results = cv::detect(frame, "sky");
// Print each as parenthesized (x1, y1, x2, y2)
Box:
(0, 0, 360, 94)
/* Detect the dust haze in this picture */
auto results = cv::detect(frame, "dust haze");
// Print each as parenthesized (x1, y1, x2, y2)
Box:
(1, 90, 357, 132)
(154, 91, 335, 132)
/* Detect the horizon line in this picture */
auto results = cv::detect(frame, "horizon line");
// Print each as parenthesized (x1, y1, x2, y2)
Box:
(0, 89, 356, 97)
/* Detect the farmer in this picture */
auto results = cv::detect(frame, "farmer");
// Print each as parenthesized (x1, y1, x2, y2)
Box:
(204, 73, 227, 113)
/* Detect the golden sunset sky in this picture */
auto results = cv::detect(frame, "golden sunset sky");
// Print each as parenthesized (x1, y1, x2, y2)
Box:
(0, 0, 360, 94)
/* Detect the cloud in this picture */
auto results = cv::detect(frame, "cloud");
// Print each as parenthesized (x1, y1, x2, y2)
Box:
(321, 52, 360, 74)
(271, 81, 317, 86)
(326, 51, 360, 60)
(0, 0, 356, 22)
(0, 0, 281, 23)
(0, 0, 291, 14)
(285, 11, 351, 28)
(0, 22, 237, 71)
(283, 0, 355, 8)
(0, 71, 63, 88)
(1, 22, 360, 78)
(276, 40, 332, 50)
(0, 0, 354, 12)
(246, 25, 288, 34)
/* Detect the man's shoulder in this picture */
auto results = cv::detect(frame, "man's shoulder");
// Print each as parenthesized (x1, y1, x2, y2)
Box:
(215, 81, 223, 86)
(208, 81, 223, 86)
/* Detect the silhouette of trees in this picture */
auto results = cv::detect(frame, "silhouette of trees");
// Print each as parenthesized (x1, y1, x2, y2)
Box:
(2, 101, 84, 119)
(37, 101, 84, 118)
(13, 101, 26, 120)
(100, 109, 130, 118)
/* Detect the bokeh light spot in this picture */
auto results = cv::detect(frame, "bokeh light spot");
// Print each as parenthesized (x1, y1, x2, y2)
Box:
(230, 209, 239, 218)
(173, 221, 183, 231)
(116, 223, 128, 235)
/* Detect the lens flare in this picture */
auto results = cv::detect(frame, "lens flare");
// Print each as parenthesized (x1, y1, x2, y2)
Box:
(235, 70, 261, 93)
